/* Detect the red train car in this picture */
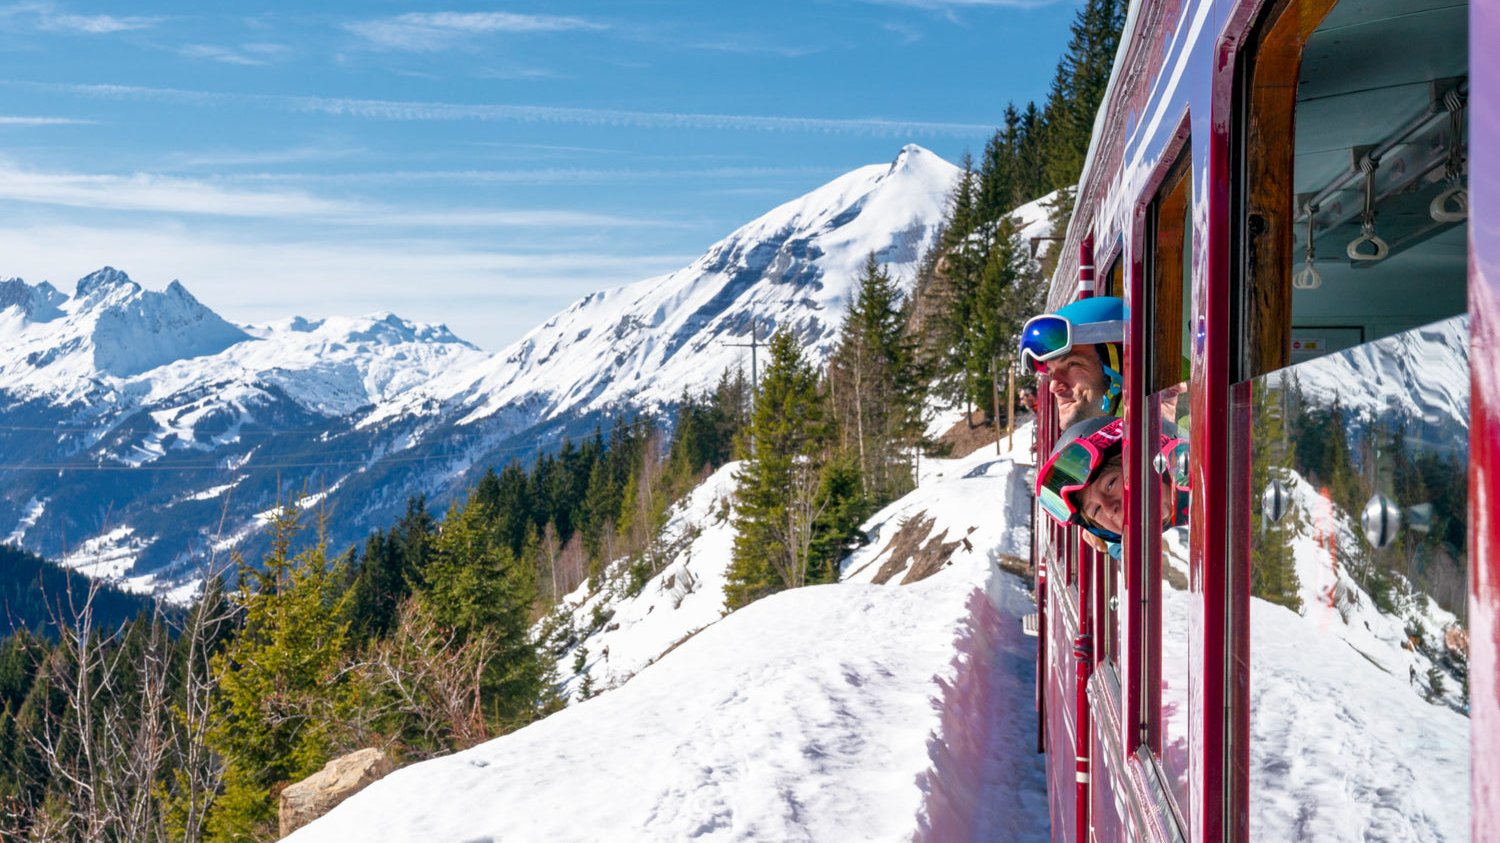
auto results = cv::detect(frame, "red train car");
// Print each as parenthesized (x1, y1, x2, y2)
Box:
(1032, 0, 1495, 839)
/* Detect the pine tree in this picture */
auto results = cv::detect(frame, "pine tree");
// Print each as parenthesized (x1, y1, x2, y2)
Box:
(1249, 378, 1304, 611)
(422, 495, 544, 731)
(827, 254, 922, 505)
(1042, 0, 1127, 190)
(726, 331, 830, 608)
(206, 503, 351, 842)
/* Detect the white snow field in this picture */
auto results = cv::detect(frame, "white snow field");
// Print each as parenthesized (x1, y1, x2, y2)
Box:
(289, 425, 1049, 843)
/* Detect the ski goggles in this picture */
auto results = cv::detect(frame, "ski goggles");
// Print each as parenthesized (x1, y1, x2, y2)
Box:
(1037, 436, 1109, 527)
(1019, 314, 1126, 372)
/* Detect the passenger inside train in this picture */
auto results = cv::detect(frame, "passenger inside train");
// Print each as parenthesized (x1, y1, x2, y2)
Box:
(1018, 296, 1125, 429)
(1034, 416, 1190, 555)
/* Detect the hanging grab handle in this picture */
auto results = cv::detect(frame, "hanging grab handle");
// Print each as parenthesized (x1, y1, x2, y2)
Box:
(1347, 154, 1389, 262)
(1294, 202, 1322, 289)
(1430, 88, 1468, 224)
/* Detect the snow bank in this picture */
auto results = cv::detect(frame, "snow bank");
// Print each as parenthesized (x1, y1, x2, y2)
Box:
(290, 442, 1048, 842)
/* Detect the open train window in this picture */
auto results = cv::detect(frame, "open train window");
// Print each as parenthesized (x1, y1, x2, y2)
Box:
(1138, 147, 1194, 827)
(1237, 0, 1470, 839)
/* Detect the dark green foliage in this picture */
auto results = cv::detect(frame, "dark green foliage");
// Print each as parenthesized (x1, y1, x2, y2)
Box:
(666, 369, 749, 493)
(727, 332, 832, 608)
(1041, 0, 1128, 189)
(423, 495, 544, 730)
(1248, 380, 1304, 612)
(826, 255, 923, 505)
(908, 0, 1125, 410)
(806, 458, 868, 586)
(345, 496, 433, 640)
(0, 543, 162, 637)
(207, 503, 352, 841)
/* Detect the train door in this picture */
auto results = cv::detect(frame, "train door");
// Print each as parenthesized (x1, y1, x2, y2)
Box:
(1236, 0, 1471, 839)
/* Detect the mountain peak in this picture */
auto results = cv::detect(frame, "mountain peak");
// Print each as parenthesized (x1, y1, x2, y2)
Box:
(887, 143, 937, 176)
(0, 278, 66, 321)
(76, 267, 140, 299)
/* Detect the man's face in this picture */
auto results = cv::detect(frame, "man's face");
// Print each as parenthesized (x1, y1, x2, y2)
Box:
(1044, 345, 1109, 428)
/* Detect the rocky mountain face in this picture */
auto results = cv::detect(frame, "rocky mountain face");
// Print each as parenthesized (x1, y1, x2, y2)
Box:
(0, 145, 961, 597)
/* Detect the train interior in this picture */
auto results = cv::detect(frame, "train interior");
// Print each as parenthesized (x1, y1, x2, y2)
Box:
(1289, 0, 1468, 359)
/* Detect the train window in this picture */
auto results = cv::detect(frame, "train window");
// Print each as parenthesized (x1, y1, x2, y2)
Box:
(1103, 252, 1124, 299)
(1141, 149, 1194, 822)
(1239, 0, 1469, 838)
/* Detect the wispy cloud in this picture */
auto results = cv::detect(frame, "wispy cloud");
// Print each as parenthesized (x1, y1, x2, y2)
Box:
(346, 11, 607, 51)
(883, 22, 924, 43)
(0, 115, 93, 125)
(26, 81, 994, 137)
(0, 161, 671, 228)
(688, 40, 822, 58)
(180, 42, 290, 66)
(163, 145, 364, 169)
(0, 2, 158, 34)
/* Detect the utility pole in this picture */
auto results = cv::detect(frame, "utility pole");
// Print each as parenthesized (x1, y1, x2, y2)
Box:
(722, 313, 764, 457)
(992, 356, 1002, 455)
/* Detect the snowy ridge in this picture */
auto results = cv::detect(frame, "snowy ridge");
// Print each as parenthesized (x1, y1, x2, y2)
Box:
(1288, 313, 1469, 439)
(540, 462, 739, 700)
(291, 420, 1049, 842)
(364, 144, 961, 428)
(0, 269, 483, 420)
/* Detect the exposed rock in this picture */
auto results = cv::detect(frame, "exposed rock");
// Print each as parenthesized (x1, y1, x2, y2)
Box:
(869, 513, 968, 586)
(279, 747, 394, 838)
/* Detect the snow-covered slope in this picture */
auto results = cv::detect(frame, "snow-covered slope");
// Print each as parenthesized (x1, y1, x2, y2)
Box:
(290, 426, 1048, 843)
(0, 145, 967, 596)
(1289, 313, 1469, 440)
(0, 267, 251, 397)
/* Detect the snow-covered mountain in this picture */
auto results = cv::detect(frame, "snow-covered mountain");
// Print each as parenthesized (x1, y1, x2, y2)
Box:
(0, 145, 962, 596)
(364, 143, 960, 428)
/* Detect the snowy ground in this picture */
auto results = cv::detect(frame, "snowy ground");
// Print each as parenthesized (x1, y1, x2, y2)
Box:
(290, 423, 1048, 842)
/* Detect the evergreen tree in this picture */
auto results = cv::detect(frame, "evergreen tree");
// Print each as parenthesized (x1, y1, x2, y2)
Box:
(422, 495, 544, 731)
(1249, 379, 1304, 611)
(806, 457, 866, 585)
(207, 503, 351, 842)
(727, 331, 830, 608)
(826, 254, 923, 505)
(1042, 0, 1127, 189)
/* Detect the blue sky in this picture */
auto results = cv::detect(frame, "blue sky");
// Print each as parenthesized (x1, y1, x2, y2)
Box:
(0, 1, 1079, 350)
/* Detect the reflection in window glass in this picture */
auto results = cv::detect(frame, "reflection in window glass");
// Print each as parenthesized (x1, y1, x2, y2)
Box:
(1242, 0, 1470, 837)
(1247, 316, 1469, 841)
(1156, 388, 1191, 817)
(1146, 151, 1193, 820)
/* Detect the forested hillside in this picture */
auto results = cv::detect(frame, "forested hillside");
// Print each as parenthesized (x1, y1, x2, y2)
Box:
(0, 544, 162, 635)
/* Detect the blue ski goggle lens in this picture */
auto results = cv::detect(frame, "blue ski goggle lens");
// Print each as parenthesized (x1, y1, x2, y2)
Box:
(1019, 315, 1072, 372)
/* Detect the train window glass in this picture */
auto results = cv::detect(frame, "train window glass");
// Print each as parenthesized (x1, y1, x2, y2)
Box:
(1104, 253, 1124, 299)
(1143, 151, 1193, 821)
(1241, 0, 1469, 838)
